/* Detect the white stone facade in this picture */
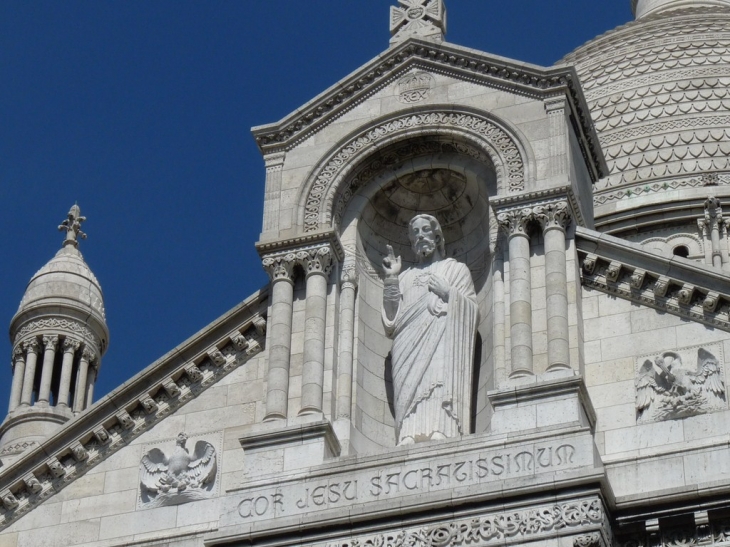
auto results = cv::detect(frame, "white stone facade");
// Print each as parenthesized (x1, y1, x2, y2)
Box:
(3, 2, 730, 547)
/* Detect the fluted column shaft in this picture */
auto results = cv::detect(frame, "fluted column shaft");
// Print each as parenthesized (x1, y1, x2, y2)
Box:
(8, 348, 26, 412)
(298, 246, 335, 416)
(498, 208, 534, 377)
(336, 268, 357, 419)
(262, 253, 297, 420)
(57, 338, 80, 407)
(20, 340, 39, 406)
(38, 335, 59, 404)
(536, 201, 572, 372)
(73, 348, 93, 413)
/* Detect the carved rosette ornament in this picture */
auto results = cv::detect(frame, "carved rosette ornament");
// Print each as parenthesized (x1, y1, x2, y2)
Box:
(574, 533, 602, 547)
(497, 207, 534, 238)
(296, 245, 335, 278)
(262, 252, 297, 283)
(534, 201, 571, 233)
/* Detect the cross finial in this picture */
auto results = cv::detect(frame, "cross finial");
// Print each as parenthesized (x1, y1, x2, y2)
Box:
(58, 204, 87, 248)
(390, 0, 446, 47)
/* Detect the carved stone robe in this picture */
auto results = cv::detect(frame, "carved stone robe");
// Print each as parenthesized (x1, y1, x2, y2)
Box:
(382, 258, 478, 444)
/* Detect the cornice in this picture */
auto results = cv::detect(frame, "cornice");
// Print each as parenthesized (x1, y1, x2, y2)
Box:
(256, 230, 345, 262)
(251, 38, 606, 181)
(576, 226, 730, 330)
(0, 287, 270, 532)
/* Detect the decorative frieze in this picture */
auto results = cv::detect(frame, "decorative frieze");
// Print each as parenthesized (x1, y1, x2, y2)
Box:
(319, 499, 604, 547)
(617, 517, 730, 547)
(12, 318, 101, 354)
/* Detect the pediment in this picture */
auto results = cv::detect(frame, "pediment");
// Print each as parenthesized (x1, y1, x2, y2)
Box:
(251, 38, 606, 180)
(577, 226, 730, 331)
(0, 288, 268, 531)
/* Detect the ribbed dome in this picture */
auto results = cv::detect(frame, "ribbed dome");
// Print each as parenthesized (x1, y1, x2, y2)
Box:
(561, 6, 730, 217)
(15, 245, 106, 324)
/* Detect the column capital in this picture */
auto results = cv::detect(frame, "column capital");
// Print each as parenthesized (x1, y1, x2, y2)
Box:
(81, 346, 96, 363)
(63, 338, 81, 353)
(22, 339, 39, 354)
(262, 252, 297, 283)
(296, 244, 336, 279)
(341, 260, 358, 289)
(534, 200, 572, 233)
(42, 335, 59, 350)
(497, 207, 534, 238)
(12, 346, 25, 362)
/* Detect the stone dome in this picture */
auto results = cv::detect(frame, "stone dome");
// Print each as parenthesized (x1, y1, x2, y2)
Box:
(561, 3, 730, 231)
(10, 208, 109, 355)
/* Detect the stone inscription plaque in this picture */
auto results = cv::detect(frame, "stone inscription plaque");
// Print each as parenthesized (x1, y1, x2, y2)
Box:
(221, 434, 594, 527)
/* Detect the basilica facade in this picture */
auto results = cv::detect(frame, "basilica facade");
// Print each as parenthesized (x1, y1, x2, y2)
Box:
(2, 1, 730, 546)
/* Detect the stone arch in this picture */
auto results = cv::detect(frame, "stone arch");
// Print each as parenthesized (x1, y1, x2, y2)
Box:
(297, 106, 534, 234)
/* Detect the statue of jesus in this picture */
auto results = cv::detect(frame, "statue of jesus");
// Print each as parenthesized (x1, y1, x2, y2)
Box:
(382, 214, 478, 446)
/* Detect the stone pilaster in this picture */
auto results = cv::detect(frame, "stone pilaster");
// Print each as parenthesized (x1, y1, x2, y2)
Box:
(38, 335, 59, 405)
(535, 200, 572, 372)
(262, 252, 297, 420)
(497, 207, 535, 377)
(296, 244, 336, 416)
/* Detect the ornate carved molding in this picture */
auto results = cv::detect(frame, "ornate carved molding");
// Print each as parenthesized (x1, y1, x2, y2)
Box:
(578, 250, 730, 332)
(321, 499, 604, 547)
(303, 110, 527, 233)
(595, 173, 730, 205)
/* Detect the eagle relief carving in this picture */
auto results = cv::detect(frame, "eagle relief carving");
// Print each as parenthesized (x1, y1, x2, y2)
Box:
(636, 347, 726, 423)
(139, 432, 217, 508)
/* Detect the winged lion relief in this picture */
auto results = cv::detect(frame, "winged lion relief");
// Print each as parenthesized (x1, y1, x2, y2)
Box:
(636, 348, 726, 423)
(139, 432, 217, 507)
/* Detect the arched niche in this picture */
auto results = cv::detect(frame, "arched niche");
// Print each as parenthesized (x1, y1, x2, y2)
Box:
(337, 137, 498, 453)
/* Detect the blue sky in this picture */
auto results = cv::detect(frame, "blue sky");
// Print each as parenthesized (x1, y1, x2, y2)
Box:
(0, 1, 632, 410)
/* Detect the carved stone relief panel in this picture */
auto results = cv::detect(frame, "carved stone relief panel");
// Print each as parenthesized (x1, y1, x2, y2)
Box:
(138, 430, 223, 509)
(396, 71, 434, 104)
(635, 342, 727, 424)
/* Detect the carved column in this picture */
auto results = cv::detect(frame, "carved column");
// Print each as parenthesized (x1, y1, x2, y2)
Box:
(73, 347, 94, 413)
(535, 200, 572, 372)
(20, 339, 39, 406)
(297, 245, 335, 416)
(85, 367, 96, 409)
(493, 247, 507, 386)
(8, 347, 26, 412)
(336, 262, 357, 419)
(262, 252, 297, 420)
(38, 335, 59, 405)
(498, 208, 534, 377)
(57, 338, 80, 408)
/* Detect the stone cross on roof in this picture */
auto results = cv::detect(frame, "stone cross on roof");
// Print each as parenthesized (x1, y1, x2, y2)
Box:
(58, 204, 87, 247)
(390, 0, 446, 46)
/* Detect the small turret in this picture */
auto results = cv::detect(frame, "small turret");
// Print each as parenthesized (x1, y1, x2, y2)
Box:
(0, 205, 109, 461)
